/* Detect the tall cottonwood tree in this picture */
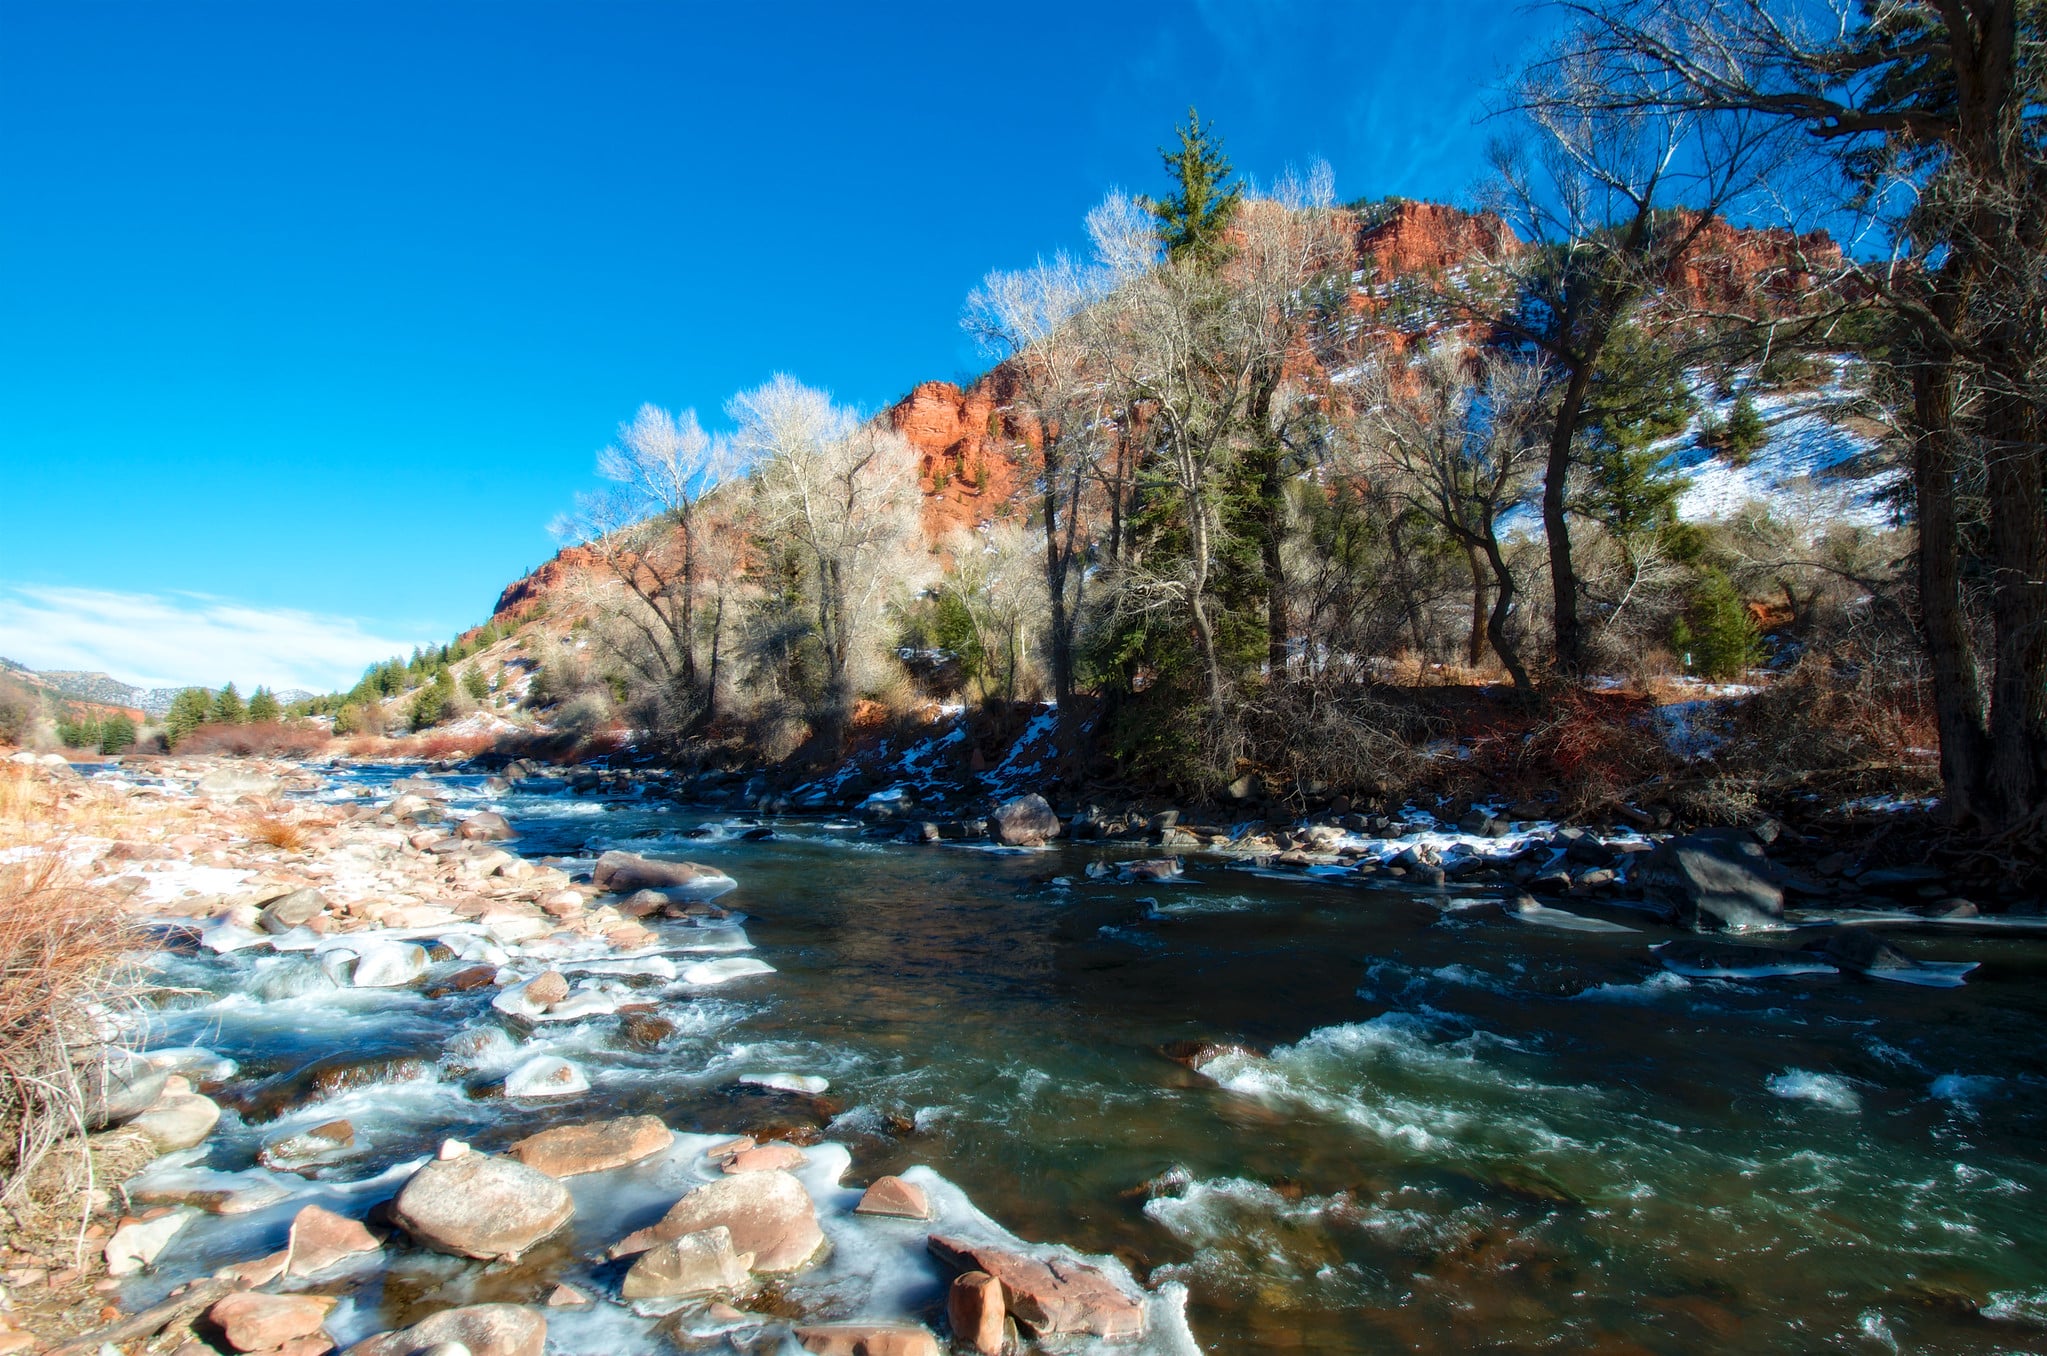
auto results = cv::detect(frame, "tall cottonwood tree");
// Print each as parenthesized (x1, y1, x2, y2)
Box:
(736, 375, 923, 751)
(557, 403, 737, 732)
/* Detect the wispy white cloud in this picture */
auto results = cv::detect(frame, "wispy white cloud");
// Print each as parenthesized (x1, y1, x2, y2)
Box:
(0, 585, 432, 693)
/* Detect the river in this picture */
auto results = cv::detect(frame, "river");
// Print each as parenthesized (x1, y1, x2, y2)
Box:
(124, 764, 2047, 1353)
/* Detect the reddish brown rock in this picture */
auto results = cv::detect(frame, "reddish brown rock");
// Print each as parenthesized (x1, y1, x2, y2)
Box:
(343, 1304, 544, 1356)
(609, 1169, 823, 1273)
(949, 1271, 1005, 1356)
(853, 1176, 930, 1220)
(793, 1325, 941, 1356)
(619, 1226, 753, 1300)
(523, 970, 570, 1006)
(208, 1292, 334, 1352)
(391, 1152, 573, 1260)
(507, 1115, 673, 1178)
(723, 1143, 809, 1174)
(287, 1203, 382, 1277)
(927, 1235, 1145, 1341)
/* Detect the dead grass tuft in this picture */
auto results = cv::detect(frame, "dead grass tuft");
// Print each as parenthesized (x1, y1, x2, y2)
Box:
(0, 854, 139, 1213)
(244, 816, 307, 852)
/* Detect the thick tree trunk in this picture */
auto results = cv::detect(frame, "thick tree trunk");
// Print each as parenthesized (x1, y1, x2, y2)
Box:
(1543, 357, 1595, 676)
(1912, 360, 1992, 822)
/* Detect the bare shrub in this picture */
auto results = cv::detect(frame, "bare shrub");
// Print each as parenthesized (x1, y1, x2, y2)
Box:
(176, 721, 329, 758)
(1240, 684, 1430, 801)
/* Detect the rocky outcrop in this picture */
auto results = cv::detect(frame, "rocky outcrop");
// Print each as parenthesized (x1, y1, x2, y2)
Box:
(391, 1151, 574, 1260)
(1357, 200, 1519, 274)
(610, 1169, 824, 1273)
(506, 1115, 674, 1177)
(927, 1235, 1146, 1341)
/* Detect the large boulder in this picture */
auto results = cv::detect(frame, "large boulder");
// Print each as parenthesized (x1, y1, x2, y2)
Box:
(506, 1115, 673, 1178)
(989, 795, 1060, 847)
(260, 888, 328, 934)
(1634, 829, 1784, 931)
(391, 1151, 574, 1260)
(610, 1169, 823, 1273)
(927, 1235, 1146, 1341)
(853, 1176, 929, 1220)
(619, 1225, 753, 1300)
(591, 851, 736, 898)
(345, 1304, 545, 1356)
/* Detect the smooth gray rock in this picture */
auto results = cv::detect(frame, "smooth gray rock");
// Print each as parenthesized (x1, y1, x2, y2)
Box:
(990, 794, 1061, 847)
(1636, 829, 1784, 931)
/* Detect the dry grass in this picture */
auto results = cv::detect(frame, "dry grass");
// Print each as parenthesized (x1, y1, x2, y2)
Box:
(243, 816, 307, 852)
(0, 853, 139, 1214)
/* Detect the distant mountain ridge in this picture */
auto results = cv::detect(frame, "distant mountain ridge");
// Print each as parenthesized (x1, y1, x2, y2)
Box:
(0, 657, 310, 717)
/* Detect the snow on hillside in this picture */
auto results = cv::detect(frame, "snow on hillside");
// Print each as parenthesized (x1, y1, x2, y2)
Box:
(1664, 359, 1899, 533)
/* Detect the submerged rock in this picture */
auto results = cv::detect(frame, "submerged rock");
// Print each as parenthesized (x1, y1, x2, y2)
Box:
(503, 1055, 590, 1098)
(1636, 829, 1784, 931)
(392, 1151, 574, 1260)
(619, 1225, 754, 1300)
(927, 1234, 1146, 1341)
(507, 1115, 673, 1177)
(610, 1168, 824, 1273)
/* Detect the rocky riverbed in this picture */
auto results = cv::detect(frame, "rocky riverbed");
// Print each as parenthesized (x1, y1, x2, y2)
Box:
(4, 750, 2046, 1354)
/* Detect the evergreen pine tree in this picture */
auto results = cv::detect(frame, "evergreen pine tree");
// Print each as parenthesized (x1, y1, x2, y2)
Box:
(410, 668, 455, 730)
(1152, 108, 1242, 268)
(211, 682, 246, 725)
(1722, 393, 1767, 464)
(246, 687, 281, 723)
(461, 665, 490, 701)
(98, 713, 136, 754)
(162, 688, 212, 750)
(1672, 570, 1764, 680)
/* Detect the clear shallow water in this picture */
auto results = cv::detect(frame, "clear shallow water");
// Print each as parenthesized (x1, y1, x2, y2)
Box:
(133, 767, 2047, 1352)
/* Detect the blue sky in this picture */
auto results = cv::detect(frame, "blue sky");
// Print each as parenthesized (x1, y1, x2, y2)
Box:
(0, 0, 1555, 692)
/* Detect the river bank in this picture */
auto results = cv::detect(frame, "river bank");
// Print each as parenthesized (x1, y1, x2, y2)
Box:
(3, 751, 2045, 1354)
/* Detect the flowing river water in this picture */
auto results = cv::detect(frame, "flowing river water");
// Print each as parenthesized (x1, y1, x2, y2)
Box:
(123, 765, 2047, 1353)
